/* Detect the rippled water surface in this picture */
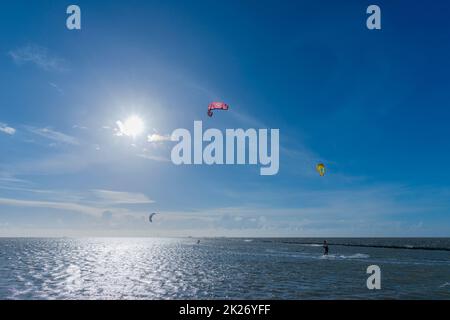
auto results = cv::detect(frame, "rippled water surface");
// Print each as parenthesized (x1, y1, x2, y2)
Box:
(0, 238, 449, 299)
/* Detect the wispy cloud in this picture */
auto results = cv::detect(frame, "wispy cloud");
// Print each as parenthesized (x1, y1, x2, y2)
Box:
(115, 121, 126, 136)
(1, 183, 448, 237)
(0, 197, 104, 217)
(0, 188, 155, 219)
(0, 123, 16, 135)
(8, 44, 68, 72)
(49, 82, 64, 94)
(91, 189, 154, 204)
(147, 133, 172, 142)
(26, 127, 79, 145)
(72, 125, 88, 130)
(137, 153, 171, 162)
(0, 174, 32, 190)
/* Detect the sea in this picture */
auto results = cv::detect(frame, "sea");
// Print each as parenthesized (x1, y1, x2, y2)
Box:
(0, 237, 449, 300)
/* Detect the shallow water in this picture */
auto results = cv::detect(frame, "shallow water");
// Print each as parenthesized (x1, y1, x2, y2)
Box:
(0, 237, 449, 299)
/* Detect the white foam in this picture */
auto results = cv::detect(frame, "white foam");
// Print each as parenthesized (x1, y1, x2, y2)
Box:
(341, 253, 370, 259)
(319, 253, 369, 260)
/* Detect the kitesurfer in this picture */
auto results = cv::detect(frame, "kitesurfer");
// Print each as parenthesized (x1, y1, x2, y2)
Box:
(323, 240, 329, 255)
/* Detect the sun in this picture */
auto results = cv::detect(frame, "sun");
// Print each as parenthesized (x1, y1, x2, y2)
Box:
(122, 115, 145, 138)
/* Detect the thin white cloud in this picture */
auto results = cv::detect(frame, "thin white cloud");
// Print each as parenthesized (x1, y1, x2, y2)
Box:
(0, 123, 16, 135)
(1, 184, 448, 237)
(49, 82, 64, 94)
(26, 127, 79, 145)
(114, 121, 124, 136)
(0, 188, 155, 219)
(8, 44, 68, 72)
(0, 175, 32, 190)
(91, 189, 154, 204)
(147, 133, 172, 142)
(0, 176, 27, 184)
(137, 153, 171, 162)
(0, 197, 104, 217)
(72, 124, 88, 130)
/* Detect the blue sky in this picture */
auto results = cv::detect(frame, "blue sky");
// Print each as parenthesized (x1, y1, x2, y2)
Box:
(0, 0, 449, 237)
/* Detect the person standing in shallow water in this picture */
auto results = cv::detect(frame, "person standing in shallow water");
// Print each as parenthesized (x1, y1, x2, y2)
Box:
(323, 240, 329, 255)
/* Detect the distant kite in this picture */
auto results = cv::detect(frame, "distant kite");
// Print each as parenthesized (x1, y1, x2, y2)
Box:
(208, 102, 229, 117)
(149, 213, 158, 223)
(316, 163, 326, 177)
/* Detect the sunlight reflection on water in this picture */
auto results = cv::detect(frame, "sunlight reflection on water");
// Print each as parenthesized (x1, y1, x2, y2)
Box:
(0, 237, 449, 299)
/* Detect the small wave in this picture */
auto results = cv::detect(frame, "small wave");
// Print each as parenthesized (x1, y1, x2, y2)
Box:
(128, 276, 153, 285)
(8, 287, 33, 300)
(297, 244, 322, 247)
(319, 254, 336, 260)
(340, 253, 370, 259)
(243, 239, 253, 242)
(440, 282, 450, 288)
(291, 242, 450, 252)
(66, 264, 81, 276)
(319, 253, 369, 260)
(65, 264, 82, 290)
(363, 244, 450, 251)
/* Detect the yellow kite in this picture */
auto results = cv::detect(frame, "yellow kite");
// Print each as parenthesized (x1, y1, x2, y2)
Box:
(316, 163, 326, 177)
